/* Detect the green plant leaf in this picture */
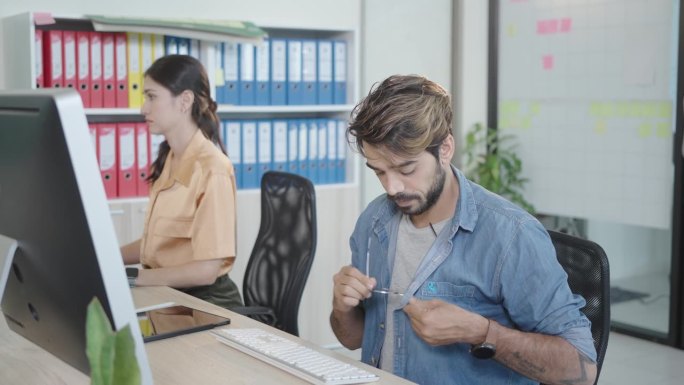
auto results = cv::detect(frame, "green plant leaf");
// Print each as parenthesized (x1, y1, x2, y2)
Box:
(86, 298, 115, 385)
(86, 297, 141, 385)
(462, 123, 535, 214)
(112, 326, 141, 385)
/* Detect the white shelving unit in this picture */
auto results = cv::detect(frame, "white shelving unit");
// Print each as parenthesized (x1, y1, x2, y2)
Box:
(2, 11, 361, 347)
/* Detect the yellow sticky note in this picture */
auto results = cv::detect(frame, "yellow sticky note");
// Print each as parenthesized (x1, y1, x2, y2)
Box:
(590, 102, 602, 117)
(521, 116, 532, 129)
(215, 69, 225, 85)
(655, 122, 671, 138)
(658, 102, 673, 118)
(644, 102, 658, 118)
(506, 24, 518, 37)
(594, 120, 607, 134)
(530, 102, 541, 116)
(637, 122, 653, 137)
(614, 102, 629, 117)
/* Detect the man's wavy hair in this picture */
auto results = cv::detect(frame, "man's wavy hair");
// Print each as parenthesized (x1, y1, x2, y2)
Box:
(347, 74, 452, 159)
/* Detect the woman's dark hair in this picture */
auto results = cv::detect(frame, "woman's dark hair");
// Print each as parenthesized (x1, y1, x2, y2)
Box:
(144, 55, 224, 183)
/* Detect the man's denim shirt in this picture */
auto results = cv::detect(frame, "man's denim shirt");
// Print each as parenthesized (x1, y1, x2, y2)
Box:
(351, 167, 596, 385)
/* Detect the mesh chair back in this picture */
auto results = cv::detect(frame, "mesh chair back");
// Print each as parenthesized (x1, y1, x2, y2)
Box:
(548, 230, 610, 385)
(242, 172, 317, 336)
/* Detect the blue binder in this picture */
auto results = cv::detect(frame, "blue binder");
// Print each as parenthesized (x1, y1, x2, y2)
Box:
(164, 36, 179, 55)
(224, 120, 242, 189)
(272, 120, 288, 172)
(317, 40, 334, 105)
(297, 120, 309, 178)
(287, 119, 299, 175)
(333, 40, 347, 105)
(270, 39, 287, 105)
(325, 119, 337, 183)
(255, 39, 271, 105)
(307, 119, 318, 184)
(223, 42, 239, 105)
(177, 38, 190, 55)
(241, 120, 259, 189)
(316, 119, 329, 184)
(257, 120, 272, 183)
(238, 43, 256, 105)
(286, 39, 303, 105)
(301, 39, 317, 105)
(335, 119, 347, 182)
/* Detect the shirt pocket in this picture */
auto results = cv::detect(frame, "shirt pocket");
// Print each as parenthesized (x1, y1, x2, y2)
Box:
(416, 281, 481, 312)
(153, 217, 193, 239)
(418, 281, 476, 298)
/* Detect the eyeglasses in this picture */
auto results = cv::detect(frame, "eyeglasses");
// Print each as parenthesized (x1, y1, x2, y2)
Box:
(366, 237, 404, 297)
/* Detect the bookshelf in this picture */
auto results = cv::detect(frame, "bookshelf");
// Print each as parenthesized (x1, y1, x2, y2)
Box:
(2, 11, 361, 347)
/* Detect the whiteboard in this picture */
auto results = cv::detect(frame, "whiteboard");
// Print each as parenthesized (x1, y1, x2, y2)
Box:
(498, 0, 678, 229)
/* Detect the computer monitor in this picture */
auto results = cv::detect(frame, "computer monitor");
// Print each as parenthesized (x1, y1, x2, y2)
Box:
(0, 89, 152, 384)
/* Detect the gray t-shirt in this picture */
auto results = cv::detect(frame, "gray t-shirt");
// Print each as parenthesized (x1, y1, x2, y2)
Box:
(379, 214, 450, 372)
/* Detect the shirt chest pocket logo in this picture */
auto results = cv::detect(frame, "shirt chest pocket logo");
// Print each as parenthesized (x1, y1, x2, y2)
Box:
(419, 281, 476, 298)
(154, 217, 193, 238)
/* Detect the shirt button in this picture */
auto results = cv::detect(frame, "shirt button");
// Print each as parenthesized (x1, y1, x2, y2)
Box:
(379, 323, 385, 329)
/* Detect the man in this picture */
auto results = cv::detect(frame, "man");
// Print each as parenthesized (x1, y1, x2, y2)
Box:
(330, 75, 597, 385)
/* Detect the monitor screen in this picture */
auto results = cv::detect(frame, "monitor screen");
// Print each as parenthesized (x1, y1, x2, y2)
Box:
(0, 89, 152, 384)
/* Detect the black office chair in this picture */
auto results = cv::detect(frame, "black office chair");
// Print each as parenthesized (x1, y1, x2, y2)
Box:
(546, 230, 611, 385)
(232, 171, 317, 336)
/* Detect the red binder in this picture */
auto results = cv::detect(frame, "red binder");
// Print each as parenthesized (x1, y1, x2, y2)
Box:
(102, 33, 116, 108)
(135, 122, 151, 196)
(116, 122, 137, 197)
(35, 29, 44, 88)
(97, 123, 117, 198)
(75, 31, 91, 108)
(89, 32, 104, 108)
(114, 32, 129, 108)
(62, 30, 77, 91)
(42, 30, 63, 88)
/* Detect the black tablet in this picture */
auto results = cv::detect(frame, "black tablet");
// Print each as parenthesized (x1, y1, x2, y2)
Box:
(138, 305, 231, 342)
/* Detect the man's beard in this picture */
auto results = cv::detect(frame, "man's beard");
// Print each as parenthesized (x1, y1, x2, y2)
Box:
(391, 161, 446, 216)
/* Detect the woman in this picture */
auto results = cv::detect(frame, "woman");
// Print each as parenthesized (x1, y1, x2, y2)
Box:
(120, 54, 243, 309)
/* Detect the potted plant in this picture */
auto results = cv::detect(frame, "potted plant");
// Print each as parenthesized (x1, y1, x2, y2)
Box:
(462, 123, 535, 214)
(86, 297, 141, 385)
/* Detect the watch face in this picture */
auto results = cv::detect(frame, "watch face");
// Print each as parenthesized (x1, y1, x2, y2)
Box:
(470, 343, 496, 359)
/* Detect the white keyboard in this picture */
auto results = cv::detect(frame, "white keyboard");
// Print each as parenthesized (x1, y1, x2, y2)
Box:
(212, 328, 379, 385)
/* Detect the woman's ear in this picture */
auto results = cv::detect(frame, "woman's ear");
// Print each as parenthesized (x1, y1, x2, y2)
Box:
(180, 90, 194, 113)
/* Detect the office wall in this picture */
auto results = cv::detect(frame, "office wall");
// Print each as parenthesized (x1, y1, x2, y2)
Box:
(360, 0, 454, 206)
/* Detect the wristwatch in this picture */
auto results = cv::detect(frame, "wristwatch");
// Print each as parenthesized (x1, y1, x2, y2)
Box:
(470, 319, 497, 359)
(126, 267, 139, 287)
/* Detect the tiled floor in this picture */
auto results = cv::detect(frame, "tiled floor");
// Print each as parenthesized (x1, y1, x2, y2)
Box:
(598, 332, 684, 385)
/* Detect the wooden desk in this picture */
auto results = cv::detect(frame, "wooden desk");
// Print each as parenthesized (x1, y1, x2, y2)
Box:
(0, 286, 415, 385)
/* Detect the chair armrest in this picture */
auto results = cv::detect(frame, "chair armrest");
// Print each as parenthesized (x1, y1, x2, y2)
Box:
(231, 306, 277, 326)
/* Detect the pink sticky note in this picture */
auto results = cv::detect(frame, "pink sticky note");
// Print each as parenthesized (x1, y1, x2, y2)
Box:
(560, 18, 572, 32)
(536, 20, 546, 34)
(33, 12, 56, 26)
(548, 19, 559, 34)
(542, 55, 554, 70)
